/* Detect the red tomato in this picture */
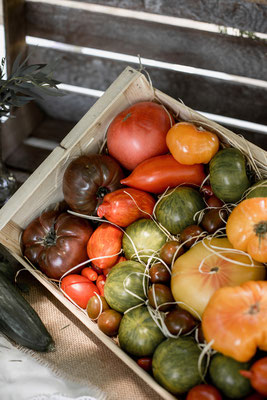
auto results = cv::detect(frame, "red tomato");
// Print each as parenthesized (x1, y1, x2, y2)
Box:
(137, 357, 153, 372)
(96, 274, 106, 296)
(120, 154, 206, 194)
(61, 274, 99, 308)
(107, 101, 174, 170)
(97, 188, 155, 227)
(22, 210, 93, 280)
(186, 384, 222, 400)
(81, 267, 98, 281)
(87, 223, 123, 269)
(240, 357, 267, 396)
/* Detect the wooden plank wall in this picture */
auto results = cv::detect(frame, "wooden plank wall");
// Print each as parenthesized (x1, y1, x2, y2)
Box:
(2, 0, 267, 177)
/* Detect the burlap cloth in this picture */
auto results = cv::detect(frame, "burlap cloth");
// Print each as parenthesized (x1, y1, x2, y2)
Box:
(21, 272, 164, 400)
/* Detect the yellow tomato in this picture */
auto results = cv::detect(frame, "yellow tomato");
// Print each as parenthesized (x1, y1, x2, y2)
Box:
(166, 122, 219, 165)
(171, 237, 265, 319)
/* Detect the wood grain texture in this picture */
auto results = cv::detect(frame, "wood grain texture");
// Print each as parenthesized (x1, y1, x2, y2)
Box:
(28, 47, 267, 125)
(25, 3, 267, 81)
(68, 0, 267, 33)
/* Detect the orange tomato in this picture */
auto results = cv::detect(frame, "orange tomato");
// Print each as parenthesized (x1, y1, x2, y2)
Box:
(202, 281, 267, 362)
(171, 237, 265, 318)
(166, 122, 219, 165)
(226, 198, 267, 263)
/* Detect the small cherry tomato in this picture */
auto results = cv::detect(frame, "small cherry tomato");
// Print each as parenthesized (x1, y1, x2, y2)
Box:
(91, 263, 102, 275)
(206, 195, 224, 208)
(240, 357, 267, 396)
(166, 122, 220, 165)
(148, 283, 174, 312)
(201, 209, 227, 234)
(96, 274, 106, 296)
(159, 240, 184, 265)
(149, 263, 171, 284)
(186, 384, 222, 400)
(86, 295, 110, 319)
(81, 267, 98, 281)
(180, 225, 204, 248)
(137, 357, 153, 372)
(200, 185, 214, 198)
(97, 309, 122, 336)
(164, 307, 197, 335)
(61, 274, 99, 308)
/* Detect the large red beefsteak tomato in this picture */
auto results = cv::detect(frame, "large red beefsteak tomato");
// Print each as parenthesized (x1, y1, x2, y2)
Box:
(22, 210, 93, 280)
(107, 101, 174, 170)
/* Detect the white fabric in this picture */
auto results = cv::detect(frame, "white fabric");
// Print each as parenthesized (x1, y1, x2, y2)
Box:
(0, 335, 106, 400)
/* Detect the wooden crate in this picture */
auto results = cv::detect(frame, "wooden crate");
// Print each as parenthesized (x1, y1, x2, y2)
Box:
(2, 0, 267, 185)
(0, 67, 266, 400)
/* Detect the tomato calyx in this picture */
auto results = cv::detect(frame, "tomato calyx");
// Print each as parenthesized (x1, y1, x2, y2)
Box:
(254, 221, 267, 241)
(123, 112, 132, 122)
(210, 266, 219, 273)
(43, 225, 57, 247)
(248, 302, 260, 315)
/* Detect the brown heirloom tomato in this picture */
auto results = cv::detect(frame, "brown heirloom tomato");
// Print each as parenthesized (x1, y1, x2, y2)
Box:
(63, 154, 124, 215)
(22, 210, 93, 280)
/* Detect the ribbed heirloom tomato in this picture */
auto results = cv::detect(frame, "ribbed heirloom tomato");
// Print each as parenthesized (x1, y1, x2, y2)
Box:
(166, 122, 219, 165)
(107, 101, 174, 170)
(226, 197, 267, 263)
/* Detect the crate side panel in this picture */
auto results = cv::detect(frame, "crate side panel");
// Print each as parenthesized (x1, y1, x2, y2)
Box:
(25, 2, 267, 80)
(69, 0, 267, 34)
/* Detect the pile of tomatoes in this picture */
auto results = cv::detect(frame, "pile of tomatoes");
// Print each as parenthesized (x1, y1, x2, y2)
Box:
(22, 101, 267, 399)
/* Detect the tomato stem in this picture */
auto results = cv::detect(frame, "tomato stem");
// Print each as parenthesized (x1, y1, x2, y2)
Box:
(43, 226, 57, 246)
(254, 221, 267, 248)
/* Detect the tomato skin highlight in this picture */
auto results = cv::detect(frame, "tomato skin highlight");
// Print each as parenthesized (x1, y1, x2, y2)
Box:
(121, 154, 206, 194)
(97, 187, 155, 227)
(61, 274, 100, 308)
(107, 101, 173, 170)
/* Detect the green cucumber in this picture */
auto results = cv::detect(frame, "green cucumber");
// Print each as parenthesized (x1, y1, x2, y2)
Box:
(0, 271, 55, 352)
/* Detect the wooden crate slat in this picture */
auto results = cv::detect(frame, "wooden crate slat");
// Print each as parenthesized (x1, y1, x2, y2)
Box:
(67, 0, 267, 34)
(28, 47, 267, 125)
(3, 0, 27, 74)
(25, 2, 267, 81)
